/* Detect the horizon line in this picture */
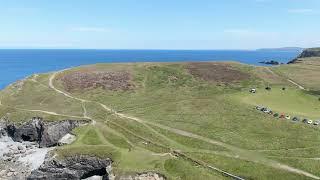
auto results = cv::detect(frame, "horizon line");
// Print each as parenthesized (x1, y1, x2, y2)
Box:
(0, 47, 306, 51)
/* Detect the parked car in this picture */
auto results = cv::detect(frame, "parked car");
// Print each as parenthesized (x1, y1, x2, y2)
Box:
(302, 119, 308, 123)
(314, 120, 320, 125)
(285, 115, 291, 120)
(263, 108, 272, 113)
(308, 120, 313, 124)
(273, 113, 279, 118)
(250, 89, 256, 93)
(279, 114, 285, 119)
(292, 117, 299, 122)
(256, 106, 263, 110)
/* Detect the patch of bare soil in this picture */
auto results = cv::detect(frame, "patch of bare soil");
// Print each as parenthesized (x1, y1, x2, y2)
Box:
(186, 62, 250, 83)
(60, 71, 134, 92)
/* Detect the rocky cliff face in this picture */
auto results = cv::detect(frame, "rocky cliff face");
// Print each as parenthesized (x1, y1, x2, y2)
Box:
(1, 118, 166, 180)
(3, 118, 89, 147)
(6, 118, 44, 144)
(39, 119, 88, 147)
(288, 48, 320, 64)
(28, 155, 112, 180)
(27, 154, 166, 180)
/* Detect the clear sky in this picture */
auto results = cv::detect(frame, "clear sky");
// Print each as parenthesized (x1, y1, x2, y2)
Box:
(0, 0, 319, 49)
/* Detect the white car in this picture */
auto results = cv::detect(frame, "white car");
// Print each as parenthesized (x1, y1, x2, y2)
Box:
(250, 89, 256, 93)
(307, 120, 313, 124)
(314, 120, 320, 126)
(285, 115, 291, 120)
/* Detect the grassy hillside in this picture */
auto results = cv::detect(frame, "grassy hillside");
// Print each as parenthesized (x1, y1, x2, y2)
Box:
(275, 57, 320, 90)
(0, 61, 319, 179)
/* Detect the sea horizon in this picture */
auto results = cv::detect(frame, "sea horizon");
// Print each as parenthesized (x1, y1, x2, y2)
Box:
(0, 48, 303, 51)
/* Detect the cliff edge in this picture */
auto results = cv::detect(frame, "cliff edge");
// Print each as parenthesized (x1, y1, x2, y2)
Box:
(288, 48, 320, 64)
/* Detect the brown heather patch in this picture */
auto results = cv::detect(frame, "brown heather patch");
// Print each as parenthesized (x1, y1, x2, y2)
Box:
(60, 70, 135, 92)
(186, 62, 250, 83)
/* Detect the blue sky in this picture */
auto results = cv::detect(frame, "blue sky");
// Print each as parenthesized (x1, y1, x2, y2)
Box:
(0, 0, 319, 49)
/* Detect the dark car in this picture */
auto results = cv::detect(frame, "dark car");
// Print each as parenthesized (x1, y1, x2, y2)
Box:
(273, 113, 279, 118)
(302, 119, 308, 123)
(292, 117, 300, 122)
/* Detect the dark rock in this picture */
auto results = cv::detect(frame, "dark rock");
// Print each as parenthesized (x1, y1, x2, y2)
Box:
(4, 118, 89, 147)
(28, 155, 112, 180)
(6, 118, 44, 143)
(259, 60, 280, 65)
(40, 120, 86, 147)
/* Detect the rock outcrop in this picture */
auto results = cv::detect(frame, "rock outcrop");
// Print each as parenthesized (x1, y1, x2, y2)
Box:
(3, 118, 89, 147)
(39, 119, 87, 147)
(1, 119, 166, 180)
(6, 118, 44, 143)
(28, 155, 112, 180)
(0, 137, 51, 179)
(28, 154, 166, 180)
(259, 60, 280, 65)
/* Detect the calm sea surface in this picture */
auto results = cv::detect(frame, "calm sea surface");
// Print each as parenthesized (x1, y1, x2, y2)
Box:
(0, 49, 299, 89)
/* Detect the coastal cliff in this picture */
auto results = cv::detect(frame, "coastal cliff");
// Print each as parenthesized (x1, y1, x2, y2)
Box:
(288, 48, 320, 64)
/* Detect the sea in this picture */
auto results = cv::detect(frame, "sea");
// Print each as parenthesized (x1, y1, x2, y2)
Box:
(0, 49, 300, 89)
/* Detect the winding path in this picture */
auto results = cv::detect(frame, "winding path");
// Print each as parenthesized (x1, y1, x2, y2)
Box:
(48, 70, 320, 180)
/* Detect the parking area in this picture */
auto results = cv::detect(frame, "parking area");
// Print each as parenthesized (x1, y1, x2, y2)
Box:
(255, 105, 320, 126)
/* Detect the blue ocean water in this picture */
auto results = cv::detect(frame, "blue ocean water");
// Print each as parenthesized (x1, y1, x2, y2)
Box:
(0, 49, 299, 89)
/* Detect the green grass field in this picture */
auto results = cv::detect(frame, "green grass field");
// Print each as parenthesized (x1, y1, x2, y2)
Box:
(1, 60, 320, 179)
(240, 87, 320, 119)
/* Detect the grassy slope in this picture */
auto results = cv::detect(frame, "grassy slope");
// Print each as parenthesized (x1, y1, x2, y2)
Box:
(239, 87, 320, 119)
(0, 61, 319, 179)
(274, 57, 320, 90)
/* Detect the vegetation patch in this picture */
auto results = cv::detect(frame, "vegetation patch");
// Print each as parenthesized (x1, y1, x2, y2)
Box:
(186, 62, 250, 83)
(60, 70, 135, 92)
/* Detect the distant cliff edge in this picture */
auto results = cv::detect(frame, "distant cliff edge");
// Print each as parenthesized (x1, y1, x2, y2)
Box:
(288, 48, 320, 64)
